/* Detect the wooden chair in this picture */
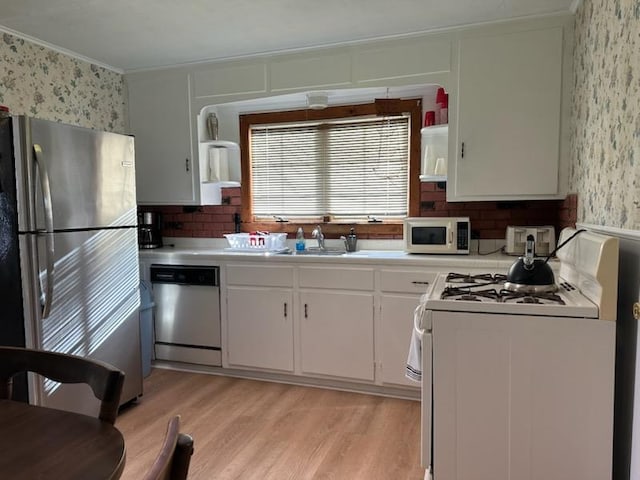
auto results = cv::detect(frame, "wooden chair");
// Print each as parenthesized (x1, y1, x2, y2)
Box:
(144, 415, 195, 480)
(0, 346, 125, 425)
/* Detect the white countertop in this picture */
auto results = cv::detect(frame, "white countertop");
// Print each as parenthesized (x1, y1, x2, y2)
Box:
(138, 238, 521, 271)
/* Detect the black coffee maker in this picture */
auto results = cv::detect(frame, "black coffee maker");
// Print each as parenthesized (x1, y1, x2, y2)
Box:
(137, 212, 163, 249)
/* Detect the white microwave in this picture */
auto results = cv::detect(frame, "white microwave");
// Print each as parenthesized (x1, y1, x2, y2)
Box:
(403, 217, 470, 254)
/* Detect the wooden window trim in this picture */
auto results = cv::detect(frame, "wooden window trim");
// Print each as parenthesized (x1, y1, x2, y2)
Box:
(239, 98, 422, 237)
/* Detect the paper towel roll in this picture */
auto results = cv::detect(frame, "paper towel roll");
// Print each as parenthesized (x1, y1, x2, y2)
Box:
(209, 147, 229, 182)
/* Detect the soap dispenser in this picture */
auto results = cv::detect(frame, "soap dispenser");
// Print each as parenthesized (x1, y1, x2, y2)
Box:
(295, 227, 306, 252)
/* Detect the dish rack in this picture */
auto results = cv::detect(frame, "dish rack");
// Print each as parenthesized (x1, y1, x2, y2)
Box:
(224, 232, 288, 251)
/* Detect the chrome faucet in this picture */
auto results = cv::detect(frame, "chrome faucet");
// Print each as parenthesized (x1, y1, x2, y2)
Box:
(311, 225, 325, 250)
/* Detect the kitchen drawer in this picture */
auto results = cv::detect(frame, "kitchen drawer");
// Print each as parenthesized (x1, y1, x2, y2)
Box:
(298, 266, 374, 291)
(379, 269, 437, 294)
(226, 264, 294, 287)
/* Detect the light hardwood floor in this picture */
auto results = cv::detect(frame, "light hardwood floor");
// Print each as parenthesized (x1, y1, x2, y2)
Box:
(117, 368, 424, 480)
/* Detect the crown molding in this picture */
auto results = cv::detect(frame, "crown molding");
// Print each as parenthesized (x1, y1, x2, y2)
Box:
(0, 25, 123, 74)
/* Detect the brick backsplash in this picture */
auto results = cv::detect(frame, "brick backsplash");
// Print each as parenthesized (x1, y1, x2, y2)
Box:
(420, 183, 577, 239)
(142, 185, 577, 240)
(141, 187, 242, 238)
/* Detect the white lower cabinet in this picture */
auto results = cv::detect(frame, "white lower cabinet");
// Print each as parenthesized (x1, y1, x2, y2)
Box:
(223, 262, 435, 390)
(379, 295, 422, 387)
(299, 290, 375, 381)
(225, 264, 295, 372)
(378, 268, 437, 388)
(226, 287, 293, 372)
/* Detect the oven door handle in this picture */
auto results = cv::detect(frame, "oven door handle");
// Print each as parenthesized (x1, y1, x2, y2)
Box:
(422, 327, 433, 471)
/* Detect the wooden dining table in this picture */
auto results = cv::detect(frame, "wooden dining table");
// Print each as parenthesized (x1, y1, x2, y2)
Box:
(0, 399, 126, 479)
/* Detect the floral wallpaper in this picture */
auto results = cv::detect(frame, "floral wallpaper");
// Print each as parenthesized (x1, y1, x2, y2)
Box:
(0, 32, 126, 133)
(570, 0, 640, 229)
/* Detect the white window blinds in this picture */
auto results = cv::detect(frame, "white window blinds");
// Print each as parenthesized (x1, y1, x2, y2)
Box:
(250, 115, 409, 220)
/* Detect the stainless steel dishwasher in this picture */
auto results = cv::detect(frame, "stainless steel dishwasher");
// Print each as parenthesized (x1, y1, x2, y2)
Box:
(150, 265, 222, 366)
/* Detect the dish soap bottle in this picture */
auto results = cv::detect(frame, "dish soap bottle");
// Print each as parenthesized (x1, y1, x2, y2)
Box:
(295, 227, 306, 252)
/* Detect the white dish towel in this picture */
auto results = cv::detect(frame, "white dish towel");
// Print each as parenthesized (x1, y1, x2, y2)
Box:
(406, 303, 424, 382)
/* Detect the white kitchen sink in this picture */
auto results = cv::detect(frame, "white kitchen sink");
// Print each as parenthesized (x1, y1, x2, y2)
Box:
(291, 248, 346, 256)
(345, 250, 408, 258)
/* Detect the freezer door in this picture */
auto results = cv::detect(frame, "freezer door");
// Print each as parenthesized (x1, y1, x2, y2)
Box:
(14, 116, 137, 232)
(0, 116, 26, 347)
(20, 226, 142, 414)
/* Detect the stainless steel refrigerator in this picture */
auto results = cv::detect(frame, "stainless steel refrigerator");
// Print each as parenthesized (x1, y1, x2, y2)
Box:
(0, 115, 142, 416)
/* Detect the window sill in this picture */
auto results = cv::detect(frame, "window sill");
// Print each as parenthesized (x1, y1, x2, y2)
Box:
(243, 221, 403, 239)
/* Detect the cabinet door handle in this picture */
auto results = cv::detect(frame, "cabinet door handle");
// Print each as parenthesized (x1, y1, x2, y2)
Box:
(304, 303, 308, 318)
(284, 302, 287, 318)
(411, 281, 430, 285)
(461, 142, 465, 159)
(185, 158, 190, 172)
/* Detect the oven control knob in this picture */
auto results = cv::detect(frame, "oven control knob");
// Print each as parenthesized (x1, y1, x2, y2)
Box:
(633, 302, 640, 321)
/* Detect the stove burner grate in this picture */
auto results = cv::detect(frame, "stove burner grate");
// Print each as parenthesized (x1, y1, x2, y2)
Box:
(441, 273, 570, 305)
(446, 272, 507, 284)
(440, 284, 567, 305)
(442, 287, 501, 301)
(456, 294, 481, 301)
(499, 289, 566, 305)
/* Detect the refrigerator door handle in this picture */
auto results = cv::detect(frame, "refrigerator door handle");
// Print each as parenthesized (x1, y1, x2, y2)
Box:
(33, 144, 55, 318)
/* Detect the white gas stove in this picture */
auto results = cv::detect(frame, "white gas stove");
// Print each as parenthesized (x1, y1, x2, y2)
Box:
(422, 225, 619, 321)
(424, 271, 599, 318)
(411, 228, 620, 480)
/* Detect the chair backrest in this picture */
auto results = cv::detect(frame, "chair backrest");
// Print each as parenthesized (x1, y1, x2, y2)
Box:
(144, 415, 195, 480)
(0, 346, 125, 424)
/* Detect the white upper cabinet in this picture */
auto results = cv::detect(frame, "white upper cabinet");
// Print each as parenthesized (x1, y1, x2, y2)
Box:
(192, 60, 267, 102)
(353, 37, 451, 86)
(128, 72, 241, 205)
(128, 71, 196, 205)
(269, 50, 352, 92)
(126, 16, 571, 205)
(449, 26, 565, 201)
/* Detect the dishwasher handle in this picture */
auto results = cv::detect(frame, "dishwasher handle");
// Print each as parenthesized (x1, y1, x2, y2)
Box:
(150, 265, 219, 286)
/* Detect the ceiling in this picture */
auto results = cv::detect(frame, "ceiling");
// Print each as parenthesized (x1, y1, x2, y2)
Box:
(0, 0, 575, 72)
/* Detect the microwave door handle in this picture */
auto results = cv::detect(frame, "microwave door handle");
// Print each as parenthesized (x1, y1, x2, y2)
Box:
(449, 230, 453, 245)
(33, 144, 55, 319)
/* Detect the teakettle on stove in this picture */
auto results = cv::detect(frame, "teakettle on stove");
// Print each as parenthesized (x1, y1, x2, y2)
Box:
(505, 234, 557, 293)
(505, 226, 555, 256)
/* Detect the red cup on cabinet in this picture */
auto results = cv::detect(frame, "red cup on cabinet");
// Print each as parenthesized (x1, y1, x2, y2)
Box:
(424, 111, 435, 127)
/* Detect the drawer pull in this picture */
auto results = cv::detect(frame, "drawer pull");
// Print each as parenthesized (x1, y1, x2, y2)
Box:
(304, 304, 308, 318)
(284, 302, 287, 318)
(411, 281, 430, 285)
